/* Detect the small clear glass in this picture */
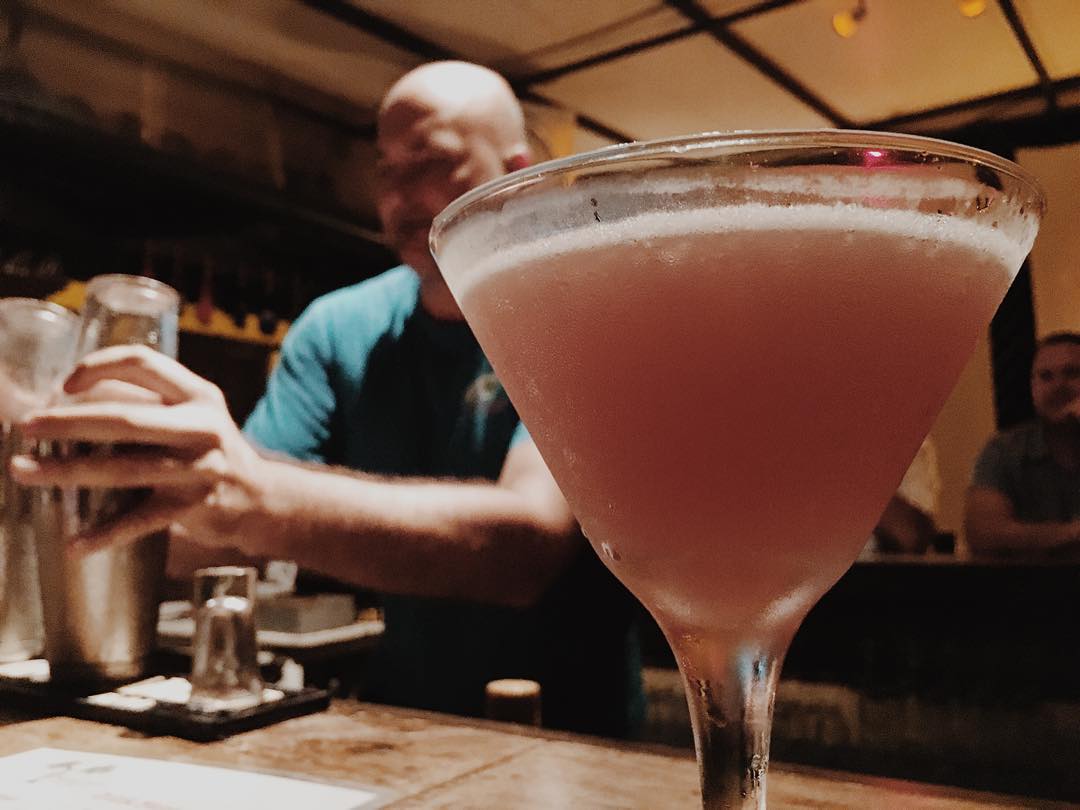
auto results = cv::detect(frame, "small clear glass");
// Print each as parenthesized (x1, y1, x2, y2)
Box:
(76, 273, 180, 358)
(188, 566, 262, 712)
(0, 298, 78, 663)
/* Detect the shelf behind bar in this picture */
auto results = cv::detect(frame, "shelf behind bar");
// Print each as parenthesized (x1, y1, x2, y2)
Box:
(0, 98, 390, 260)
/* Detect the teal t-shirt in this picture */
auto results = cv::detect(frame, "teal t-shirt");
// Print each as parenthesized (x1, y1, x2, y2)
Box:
(972, 420, 1080, 522)
(245, 265, 524, 476)
(244, 266, 642, 736)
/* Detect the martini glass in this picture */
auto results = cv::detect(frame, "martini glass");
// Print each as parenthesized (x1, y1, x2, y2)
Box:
(430, 131, 1043, 808)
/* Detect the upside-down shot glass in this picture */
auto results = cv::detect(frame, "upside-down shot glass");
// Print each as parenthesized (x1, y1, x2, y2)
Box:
(0, 298, 78, 663)
(188, 566, 262, 712)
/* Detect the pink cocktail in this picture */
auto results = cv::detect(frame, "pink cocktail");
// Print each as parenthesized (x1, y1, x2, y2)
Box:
(431, 132, 1043, 808)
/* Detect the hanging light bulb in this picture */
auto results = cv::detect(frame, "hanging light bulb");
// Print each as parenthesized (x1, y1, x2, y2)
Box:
(832, 0, 867, 39)
(957, 0, 986, 18)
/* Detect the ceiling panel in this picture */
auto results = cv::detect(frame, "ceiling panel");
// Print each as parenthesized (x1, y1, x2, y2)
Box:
(697, 0, 783, 17)
(732, 0, 1038, 123)
(572, 127, 619, 155)
(74, 0, 424, 107)
(535, 34, 830, 141)
(1014, 0, 1080, 80)
(902, 91, 1047, 136)
(1018, 142, 1080, 336)
(347, 0, 688, 76)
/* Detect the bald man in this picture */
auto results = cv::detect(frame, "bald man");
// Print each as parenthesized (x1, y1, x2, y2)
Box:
(375, 61, 530, 320)
(12, 62, 643, 736)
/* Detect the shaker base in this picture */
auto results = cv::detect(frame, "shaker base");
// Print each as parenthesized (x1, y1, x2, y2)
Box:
(46, 659, 149, 686)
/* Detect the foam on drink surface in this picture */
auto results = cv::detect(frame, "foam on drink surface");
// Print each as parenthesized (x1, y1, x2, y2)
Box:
(440, 171, 1037, 298)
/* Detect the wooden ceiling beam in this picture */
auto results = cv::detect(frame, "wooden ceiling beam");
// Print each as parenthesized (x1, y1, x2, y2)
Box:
(663, 0, 854, 128)
(868, 74, 1080, 132)
(996, 0, 1057, 112)
(516, 0, 804, 87)
(300, 0, 454, 61)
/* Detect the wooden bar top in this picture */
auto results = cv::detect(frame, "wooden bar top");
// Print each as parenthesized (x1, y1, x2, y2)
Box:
(0, 700, 1064, 808)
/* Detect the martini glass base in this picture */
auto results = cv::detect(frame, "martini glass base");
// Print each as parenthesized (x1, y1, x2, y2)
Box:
(676, 637, 786, 809)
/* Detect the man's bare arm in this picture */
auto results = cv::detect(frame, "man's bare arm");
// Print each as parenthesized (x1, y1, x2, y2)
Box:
(233, 440, 578, 607)
(964, 487, 1080, 556)
(12, 346, 579, 608)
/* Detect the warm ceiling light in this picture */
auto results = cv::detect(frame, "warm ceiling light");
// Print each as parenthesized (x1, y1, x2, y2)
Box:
(832, 0, 867, 38)
(957, 0, 986, 18)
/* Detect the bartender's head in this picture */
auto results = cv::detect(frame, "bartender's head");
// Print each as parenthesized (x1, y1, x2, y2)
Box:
(1031, 332, 1080, 426)
(375, 61, 530, 319)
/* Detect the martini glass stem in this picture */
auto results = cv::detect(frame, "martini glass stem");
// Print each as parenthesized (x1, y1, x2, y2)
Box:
(678, 641, 785, 809)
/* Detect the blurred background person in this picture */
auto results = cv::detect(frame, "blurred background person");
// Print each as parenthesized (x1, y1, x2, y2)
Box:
(965, 332, 1080, 559)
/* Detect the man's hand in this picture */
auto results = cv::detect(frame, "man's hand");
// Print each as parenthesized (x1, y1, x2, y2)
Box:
(10, 345, 265, 554)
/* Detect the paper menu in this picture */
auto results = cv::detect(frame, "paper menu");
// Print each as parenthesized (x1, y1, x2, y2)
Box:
(0, 748, 384, 809)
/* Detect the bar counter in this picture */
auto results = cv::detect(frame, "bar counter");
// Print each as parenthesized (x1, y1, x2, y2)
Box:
(0, 700, 1064, 808)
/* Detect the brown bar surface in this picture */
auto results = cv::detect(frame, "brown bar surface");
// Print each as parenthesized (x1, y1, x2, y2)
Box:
(0, 700, 1064, 808)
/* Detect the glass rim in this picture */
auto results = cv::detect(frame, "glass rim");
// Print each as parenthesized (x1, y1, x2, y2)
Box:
(432, 128, 1045, 239)
(0, 296, 78, 323)
(84, 273, 180, 305)
(195, 565, 256, 578)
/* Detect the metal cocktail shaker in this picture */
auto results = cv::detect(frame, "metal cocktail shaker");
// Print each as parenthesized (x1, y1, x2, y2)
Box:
(0, 299, 78, 663)
(34, 275, 179, 682)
